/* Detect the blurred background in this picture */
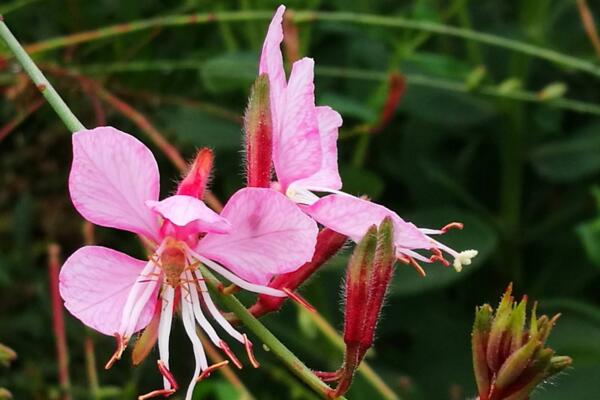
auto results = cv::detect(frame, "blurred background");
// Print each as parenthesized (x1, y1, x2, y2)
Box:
(1, 0, 600, 399)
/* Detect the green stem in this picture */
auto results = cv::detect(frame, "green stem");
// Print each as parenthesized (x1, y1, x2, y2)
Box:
(0, 18, 84, 132)
(55, 61, 600, 116)
(200, 267, 344, 400)
(0, 0, 41, 15)
(5, 10, 600, 78)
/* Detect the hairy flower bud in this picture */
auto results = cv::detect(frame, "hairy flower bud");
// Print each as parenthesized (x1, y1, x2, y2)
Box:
(177, 148, 214, 199)
(317, 217, 397, 397)
(471, 285, 572, 400)
(244, 74, 272, 188)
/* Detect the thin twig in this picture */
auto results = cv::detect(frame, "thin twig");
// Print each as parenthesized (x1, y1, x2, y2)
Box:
(6, 10, 600, 78)
(64, 60, 600, 117)
(0, 18, 84, 132)
(47, 244, 72, 400)
(576, 0, 600, 58)
(0, 97, 45, 142)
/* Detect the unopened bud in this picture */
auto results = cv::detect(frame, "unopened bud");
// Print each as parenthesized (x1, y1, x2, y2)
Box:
(177, 148, 214, 199)
(549, 355, 572, 374)
(360, 217, 395, 352)
(334, 218, 397, 397)
(472, 304, 493, 399)
(343, 225, 377, 345)
(0, 343, 16, 367)
(0, 388, 13, 400)
(244, 74, 272, 188)
(471, 286, 572, 400)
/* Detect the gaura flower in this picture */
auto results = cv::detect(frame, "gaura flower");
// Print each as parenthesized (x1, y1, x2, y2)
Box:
(259, 5, 477, 275)
(59, 127, 318, 399)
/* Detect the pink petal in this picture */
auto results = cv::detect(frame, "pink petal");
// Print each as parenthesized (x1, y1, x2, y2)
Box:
(146, 195, 231, 236)
(69, 127, 160, 242)
(196, 188, 318, 285)
(303, 194, 433, 251)
(274, 58, 322, 190)
(259, 5, 287, 137)
(293, 106, 343, 190)
(59, 246, 159, 336)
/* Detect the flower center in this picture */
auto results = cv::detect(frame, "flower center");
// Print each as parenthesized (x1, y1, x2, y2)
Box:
(159, 237, 188, 288)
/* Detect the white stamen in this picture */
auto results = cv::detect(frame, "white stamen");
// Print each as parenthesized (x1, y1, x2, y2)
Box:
(118, 257, 158, 335)
(158, 286, 174, 390)
(119, 258, 161, 339)
(398, 248, 430, 262)
(419, 228, 444, 235)
(452, 249, 478, 272)
(194, 271, 245, 343)
(181, 284, 208, 400)
(285, 185, 320, 205)
(184, 246, 287, 297)
(184, 270, 222, 347)
(301, 185, 353, 198)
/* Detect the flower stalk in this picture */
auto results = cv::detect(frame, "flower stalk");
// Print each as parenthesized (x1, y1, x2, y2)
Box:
(200, 266, 346, 400)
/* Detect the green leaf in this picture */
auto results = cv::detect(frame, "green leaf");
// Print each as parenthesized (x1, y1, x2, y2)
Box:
(318, 92, 376, 122)
(391, 208, 497, 295)
(399, 86, 496, 127)
(577, 218, 600, 268)
(531, 122, 600, 182)
(339, 164, 385, 200)
(200, 52, 257, 93)
(159, 107, 242, 150)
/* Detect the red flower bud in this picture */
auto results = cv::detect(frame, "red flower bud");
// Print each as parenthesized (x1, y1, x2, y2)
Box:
(244, 74, 272, 188)
(177, 148, 213, 199)
(250, 228, 347, 317)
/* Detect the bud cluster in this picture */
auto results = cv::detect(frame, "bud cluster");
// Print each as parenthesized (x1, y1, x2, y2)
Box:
(472, 285, 572, 400)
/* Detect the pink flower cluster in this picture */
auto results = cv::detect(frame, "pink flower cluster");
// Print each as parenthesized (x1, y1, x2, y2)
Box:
(59, 5, 477, 400)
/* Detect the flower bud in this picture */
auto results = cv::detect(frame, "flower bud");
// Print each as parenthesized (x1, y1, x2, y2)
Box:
(471, 285, 572, 400)
(177, 148, 214, 199)
(244, 74, 272, 188)
(324, 217, 397, 397)
(0, 388, 12, 400)
(0, 343, 16, 367)
(359, 216, 395, 354)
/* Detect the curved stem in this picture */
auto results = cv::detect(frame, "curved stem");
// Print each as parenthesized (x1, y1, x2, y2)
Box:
(200, 266, 344, 400)
(56, 60, 600, 116)
(5, 9, 600, 79)
(0, 18, 84, 132)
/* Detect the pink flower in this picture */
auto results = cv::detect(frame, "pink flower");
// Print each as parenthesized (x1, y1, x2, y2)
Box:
(259, 5, 477, 274)
(59, 127, 318, 399)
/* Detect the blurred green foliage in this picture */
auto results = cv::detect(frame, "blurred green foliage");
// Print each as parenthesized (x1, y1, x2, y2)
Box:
(1, 0, 600, 399)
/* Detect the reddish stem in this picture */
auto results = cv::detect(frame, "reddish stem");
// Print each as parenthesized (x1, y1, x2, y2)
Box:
(0, 98, 45, 142)
(369, 72, 405, 134)
(47, 244, 72, 400)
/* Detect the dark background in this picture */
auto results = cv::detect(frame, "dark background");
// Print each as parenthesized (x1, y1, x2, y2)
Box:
(1, 0, 600, 399)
